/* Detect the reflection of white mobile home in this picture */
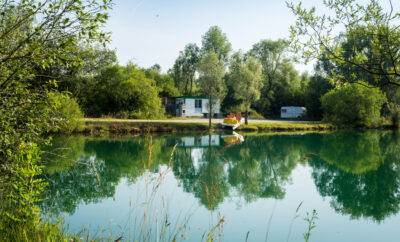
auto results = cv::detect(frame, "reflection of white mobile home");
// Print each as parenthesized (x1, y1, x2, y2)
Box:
(280, 106, 306, 118)
(179, 135, 220, 147)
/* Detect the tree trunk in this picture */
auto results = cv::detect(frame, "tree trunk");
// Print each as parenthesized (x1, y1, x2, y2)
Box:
(189, 76, 193, 95)
(245, 106, 248, 125)
(209, 98, 212, 130)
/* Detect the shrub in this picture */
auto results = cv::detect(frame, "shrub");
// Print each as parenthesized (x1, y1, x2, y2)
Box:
(48, 92, 84, 133)
(321, 82, 386, 126)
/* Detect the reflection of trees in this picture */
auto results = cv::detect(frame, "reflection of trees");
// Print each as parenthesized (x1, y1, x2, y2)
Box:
(41, 131, 400, 222)
(41, 135, 85, 174)
(319, 131, 384, 174)
(172, 137, 229, 210)
(40, 137, 173, 214)
(310, 131, 400, 222)
(172, 134, 308, 208)
(226, 135, 304, 202)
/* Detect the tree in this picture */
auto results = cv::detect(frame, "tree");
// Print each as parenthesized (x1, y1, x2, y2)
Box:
(321, 82, 387, 126)
(201, 26, 232, 63)
(170, 43, 200, 95)
(145, 68, 180, 97)
(0, 0, 112, 239)
(198, 52, 226, 128)
(0, 0, 111, 160)
(288, 0, 400, 87)
(229, 52, 263, 124)
(248, 39, 302, 117)
(58, 46, 118, 97)
(304, 74, 334, 119)
(83, 63, 163, 119)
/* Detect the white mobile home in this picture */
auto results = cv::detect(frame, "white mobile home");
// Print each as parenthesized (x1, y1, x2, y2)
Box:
(280, 106, 306, 118)
(175, 97, 220, 117)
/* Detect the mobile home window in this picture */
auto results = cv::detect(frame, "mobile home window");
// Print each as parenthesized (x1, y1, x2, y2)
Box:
(281, 109, 287, 113)
(195, 99, 202, 108)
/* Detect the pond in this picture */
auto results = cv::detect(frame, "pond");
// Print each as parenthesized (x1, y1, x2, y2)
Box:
(41, 130, 400, 241)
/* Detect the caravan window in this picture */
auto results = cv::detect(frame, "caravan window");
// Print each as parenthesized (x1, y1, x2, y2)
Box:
(195, 99, 202, 108)
(281, 109, 287, 113)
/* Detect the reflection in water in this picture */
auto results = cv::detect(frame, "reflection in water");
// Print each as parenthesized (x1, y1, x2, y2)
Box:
(309, 131, 400, 222)
(41, 131, 400, 223)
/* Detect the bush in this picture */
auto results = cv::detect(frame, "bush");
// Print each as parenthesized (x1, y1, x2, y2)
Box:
(321, 82, 386, 126)
(48, 92, 84, 132)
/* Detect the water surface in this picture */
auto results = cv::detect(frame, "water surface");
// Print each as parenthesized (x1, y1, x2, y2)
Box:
(42, 131, 400, 241)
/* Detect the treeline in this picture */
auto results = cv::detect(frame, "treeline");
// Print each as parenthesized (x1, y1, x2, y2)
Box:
(58, 26, 334, 122)
(63, 24, 400, 127)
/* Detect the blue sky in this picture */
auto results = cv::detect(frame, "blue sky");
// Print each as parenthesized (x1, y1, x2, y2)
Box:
(105, 0, 398, 73)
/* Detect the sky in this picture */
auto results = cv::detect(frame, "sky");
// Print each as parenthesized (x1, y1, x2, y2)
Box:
(105, 0, 399, 74)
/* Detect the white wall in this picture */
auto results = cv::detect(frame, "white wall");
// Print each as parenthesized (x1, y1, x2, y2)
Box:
(202, 99, 220, 114)
(281, 106, 306, 118)
(177, 98, 220, 117)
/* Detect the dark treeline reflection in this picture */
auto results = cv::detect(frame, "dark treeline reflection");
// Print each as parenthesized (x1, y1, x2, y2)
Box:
(41, 131, 400, 222)
(309, 131, 400, 222)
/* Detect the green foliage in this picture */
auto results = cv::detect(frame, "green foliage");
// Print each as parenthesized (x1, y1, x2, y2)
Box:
(387, 103, 400, 127)
(170, 43, 200, 96)
(145, 67, 180, 97)
(0, 143, 65, 241)
(84, 63, 164, 119)
(229, 52, 263, 123)
(198, 52, 226, 127)
(48, 92, 84, 133)
(0, 0, 112, 240)
(303, 210, 318, 242)
(321, 83, 387, 126)
(58, 46, 118, 97)
(248, 39, 303, 117)
(288, 0, 400, 87)
(304, 75, 334, 119)
(201, 26, 232, 63)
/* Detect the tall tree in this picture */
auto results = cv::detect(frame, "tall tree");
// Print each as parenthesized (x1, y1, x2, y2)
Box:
(170, 43, 200, 95)
(198, 52, 226, 128)
(230, 52, 263, 124)
(248, 39, 301, 117)
(288, 0, 400, 87)
(201, 26, 232, 63)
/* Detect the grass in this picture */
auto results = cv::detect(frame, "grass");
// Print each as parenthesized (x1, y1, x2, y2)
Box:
(236, 122, 340, 132)
(77, 118, 341, 134)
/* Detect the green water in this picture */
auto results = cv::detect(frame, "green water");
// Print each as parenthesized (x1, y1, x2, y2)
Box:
(42, 131, 400, 241)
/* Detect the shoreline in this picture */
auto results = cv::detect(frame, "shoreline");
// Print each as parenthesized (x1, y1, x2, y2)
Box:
(67, 118, 395, 135)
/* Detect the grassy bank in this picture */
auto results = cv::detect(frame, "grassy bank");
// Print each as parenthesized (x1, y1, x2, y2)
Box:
(236, 122, 340, 132)
(77, 118, 342, 134)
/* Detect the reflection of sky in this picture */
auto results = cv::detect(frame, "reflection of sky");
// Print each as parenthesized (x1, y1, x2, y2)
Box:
(64, 164, 400, 242)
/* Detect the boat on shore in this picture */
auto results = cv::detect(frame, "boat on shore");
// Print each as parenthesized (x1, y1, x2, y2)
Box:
(221, 113, 245, 130)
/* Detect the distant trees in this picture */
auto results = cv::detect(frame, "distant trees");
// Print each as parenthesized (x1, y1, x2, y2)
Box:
(82, 64, 163, 119)
(198, 52, 226, 128)
(321, 83, 387, 126)
(304, 74, 334, 119)
(170, 43, 200, 96)
(201, 26, 232, 64)
(229, 52, 263, 124)
(248, 39, 303, 117)
(145, 67, 180, 97)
